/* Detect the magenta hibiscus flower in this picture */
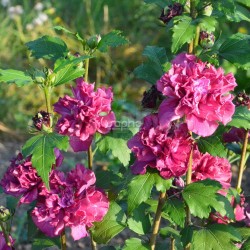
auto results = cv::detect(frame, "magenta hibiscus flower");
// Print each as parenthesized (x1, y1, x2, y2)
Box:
(54, 78, 116, 152)
(128, 113, 193, 179)
(157, 53, 236, 137)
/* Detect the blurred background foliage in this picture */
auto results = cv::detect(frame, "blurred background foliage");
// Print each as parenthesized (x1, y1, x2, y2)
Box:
(0, 0, 249, 134)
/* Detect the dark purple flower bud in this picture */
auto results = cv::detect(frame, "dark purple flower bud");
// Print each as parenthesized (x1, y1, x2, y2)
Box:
(141, 85, 163, 109)
(199, 31, 215, 49)
(32, 111, 52, 131)
(159, 3, 183, 24)
(234, 92, 250, 107)
(173, 177, 185, 188)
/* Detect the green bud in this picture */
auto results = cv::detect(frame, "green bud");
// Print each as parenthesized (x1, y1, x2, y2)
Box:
(86, 34, 101, 49)
(0, 206, 11, 222)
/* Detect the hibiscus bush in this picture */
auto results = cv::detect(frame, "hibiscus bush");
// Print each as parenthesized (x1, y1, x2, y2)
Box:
(0, 0, 250, 249)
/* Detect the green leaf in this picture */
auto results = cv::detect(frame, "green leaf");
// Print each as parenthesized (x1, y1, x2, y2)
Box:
(54, 26, 84, 42)
(226, 3, 250, 22)
(198, 16, 218, 32)
(26, 35, 69, 61)
(97, 30, 129, 52)
(52, 56, 89, 86)
(154, 174, 172, 192)
(22, 133, 69, 188)
(163, 198, 186, 227)
(144, 0, 167, 8)
(127, 172, 155, 214)
(237, 0, 250, 7)
(191, 224, 241, 250)
(0, 69, 32, 86)
(160, 226, 180, 239)
(171, 16, 196, 53)
(134, 46, 168, 84)
(96, 129, 132, 166)
(218, 33, 250, 69)
(236, 227, 250, 240)
(180, 226, 195, 247)
(228, 106, 250, 129)
(124, 238, 150, 250)
(182, 179, 230, 219)
(92, 202, 126, 244)
(211, 0, 236, 15)
(32, 234, 60, 250)
(127, 203, 152, 235)
(197, 136, 227, 158)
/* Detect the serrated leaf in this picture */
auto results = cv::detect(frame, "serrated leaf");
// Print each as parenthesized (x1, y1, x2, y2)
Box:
(0, 69, 32, 86)
(228, 106, 250, 129)
(97, 30, 129, 52)
(183, 179, 229, 219)
(144, 0, 167, 8)
(197, 136, 227, 158)
(52, 56, 88, 86)
(134, 46, 168, 84)
(96, 129, 132, 166)
(219, 33, 250, 69)
(191, 224, 241, 250)
(127, 203, 151, 235)
(26, 35, 69, 61)
(198, 16, 218, 32)
(127, 172, 155, 214)
(163, 198, 186, 227)
(22, 133, 69, 188)
(171, 16, 196, 53)
(92, 202, 126, 244)
(154, 174, 172, 192)
(32, 234, 60, 250)
(211, 0, 236, 15)
(124, 238, 150, 250)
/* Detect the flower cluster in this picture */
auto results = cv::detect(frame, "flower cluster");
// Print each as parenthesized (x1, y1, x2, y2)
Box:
(128, 114, 193, 179)
(54, 78, 115, 152)
(0, 154, 109, 241)
(157, 53, 236, 137)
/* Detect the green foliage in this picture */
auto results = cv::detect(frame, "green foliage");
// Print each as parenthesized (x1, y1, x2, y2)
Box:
(184, 224, 241, 250)
(54, 25, 84, 42)
(123, 238, 150, 250)
(92, 202, 127, 244)
(154, 174, 172, 192)
(134, 46, 168, 84)
(228, 106, 250, 129)
(0, 69, 33, 87)
(127, 172, 155, 214)
(26, 36, 69, 61)
(163, 198, 186, 227)
(160, 226, 180, 239)
(96, 130, 132, 166)
(171, 16, 196, 53)
(211, 0, 236, 16)
(198, 16, 218, 32)
(144, 0, 166, 8)
(32, 234, 61, 250)
(97, 30, 129, 52)
(197, 135, 227, 158)
(127, 203, 152, 235)
(227, 3, 250, 22)
(22, 133, 69, 188)
(218, 33, 250, 69)
(52, 56, 87, 86)
(182, 179, 234, 219)
(242, 239, 250, 250)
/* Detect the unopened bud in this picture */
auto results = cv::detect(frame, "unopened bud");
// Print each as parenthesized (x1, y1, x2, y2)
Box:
(87, 34, 101, 49)
(0, 206, 11, 222)
(32, 111, 52, 131)
(199, 31, 215, 49)
(141, 85, 163, 109)
(159, 3, 183, 24)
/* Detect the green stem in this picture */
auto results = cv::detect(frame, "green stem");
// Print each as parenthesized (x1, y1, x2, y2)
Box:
(85, 58, 90, 83)
(170, 236, 175, 250)
(44, 86, 52, 113)
(90, 232, 97, 250)
(149, 191, 167, 250)
(88, 146, 93, 170)
(236, 129, 249, 192)
(60, 230, 67, 250)
(0, 221, 11, 247)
